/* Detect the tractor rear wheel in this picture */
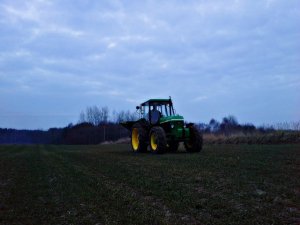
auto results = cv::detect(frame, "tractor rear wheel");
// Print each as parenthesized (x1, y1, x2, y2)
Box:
(131, 123, 147, 153)
(167, 141, 179, 152)
(149, 127, 167, 154)
(184, 126, 203, 153)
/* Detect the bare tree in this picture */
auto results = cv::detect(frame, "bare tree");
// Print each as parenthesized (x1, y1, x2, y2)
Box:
(100, 106, 109, 124)
(209, 118, 220, 132)
(78, 106, 110, 125)
(115, 110, 138, 123)
(78, 111, 86, 123)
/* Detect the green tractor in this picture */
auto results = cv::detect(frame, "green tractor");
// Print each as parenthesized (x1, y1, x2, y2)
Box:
(121, 97, 203, 154)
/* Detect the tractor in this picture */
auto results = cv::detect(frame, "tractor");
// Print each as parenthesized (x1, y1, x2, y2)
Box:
(121, 97, 203, 154)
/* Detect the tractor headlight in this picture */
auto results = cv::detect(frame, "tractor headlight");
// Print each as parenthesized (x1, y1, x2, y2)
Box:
(171, 124, 175, 129)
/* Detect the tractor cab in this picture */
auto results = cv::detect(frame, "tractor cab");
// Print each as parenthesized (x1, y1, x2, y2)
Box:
(137, 98, 175, 124)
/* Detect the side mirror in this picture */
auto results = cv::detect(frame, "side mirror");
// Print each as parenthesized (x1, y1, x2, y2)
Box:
(136, 106, 140, 110)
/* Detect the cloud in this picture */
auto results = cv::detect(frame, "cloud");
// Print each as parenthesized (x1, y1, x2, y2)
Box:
(0, 0, 85, 41)
(107, 42, 117, 49)
(0, 0, 299, 129)
(0, 49, 32, 60)
(0, 1, 42, 23)
(31, 25, 85, 38)
(192, 96, 208, 102)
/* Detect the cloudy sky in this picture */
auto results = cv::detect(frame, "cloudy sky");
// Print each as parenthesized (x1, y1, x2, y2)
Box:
(0, 0, 299, 129)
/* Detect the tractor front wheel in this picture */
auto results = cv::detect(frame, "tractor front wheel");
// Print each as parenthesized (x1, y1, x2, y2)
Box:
(131, 123, 147, 153)
(149, 127, 167, 154)
(184, 126, 203, 153)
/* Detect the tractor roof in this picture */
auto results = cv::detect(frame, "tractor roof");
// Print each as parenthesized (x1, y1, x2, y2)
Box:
(141, 98, 172, 106)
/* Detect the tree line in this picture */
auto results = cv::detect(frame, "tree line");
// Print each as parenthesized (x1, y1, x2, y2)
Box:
(0, 106, 299, 144)
(197, 115, 257, 136)
(78, 106, 138, 125)
(0, 123, 129, 145)
(0, 107, 137, 145)
(197, 115, 300, 135)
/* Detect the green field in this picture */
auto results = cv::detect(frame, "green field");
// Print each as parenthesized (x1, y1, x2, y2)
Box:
(0, 144, 299, 225)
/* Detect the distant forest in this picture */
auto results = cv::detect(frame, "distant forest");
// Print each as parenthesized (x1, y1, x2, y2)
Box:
(0, 106, 299, 145)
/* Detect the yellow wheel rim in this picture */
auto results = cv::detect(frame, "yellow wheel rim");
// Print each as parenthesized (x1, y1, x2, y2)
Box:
(132, 128, 139, 151)
(150, 133, 158, 151)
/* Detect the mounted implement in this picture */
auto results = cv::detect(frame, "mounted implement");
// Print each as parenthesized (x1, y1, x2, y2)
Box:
(121, 97, 203, 154)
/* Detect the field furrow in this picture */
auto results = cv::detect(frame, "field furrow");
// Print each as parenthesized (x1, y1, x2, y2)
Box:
(0, 144, 299, 225)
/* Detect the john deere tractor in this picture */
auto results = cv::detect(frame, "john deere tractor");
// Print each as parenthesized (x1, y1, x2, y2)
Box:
(121, 97, 203, 154)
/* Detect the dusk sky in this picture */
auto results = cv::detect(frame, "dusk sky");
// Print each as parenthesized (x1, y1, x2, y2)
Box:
(0, 0, 299, 129)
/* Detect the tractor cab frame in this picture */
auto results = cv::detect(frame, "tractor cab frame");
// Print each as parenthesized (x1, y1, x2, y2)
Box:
(137, 98, 175, 125)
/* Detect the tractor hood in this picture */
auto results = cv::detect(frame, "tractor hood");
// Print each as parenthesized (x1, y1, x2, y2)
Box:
(159, 115, 184, 124)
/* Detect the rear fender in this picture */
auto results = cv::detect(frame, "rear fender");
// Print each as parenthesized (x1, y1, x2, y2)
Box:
(120, 121, 136, 130)
(120, 119, 150, 130)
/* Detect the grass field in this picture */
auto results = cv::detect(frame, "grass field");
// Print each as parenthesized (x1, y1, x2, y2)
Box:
(0, 144, 299, 225)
